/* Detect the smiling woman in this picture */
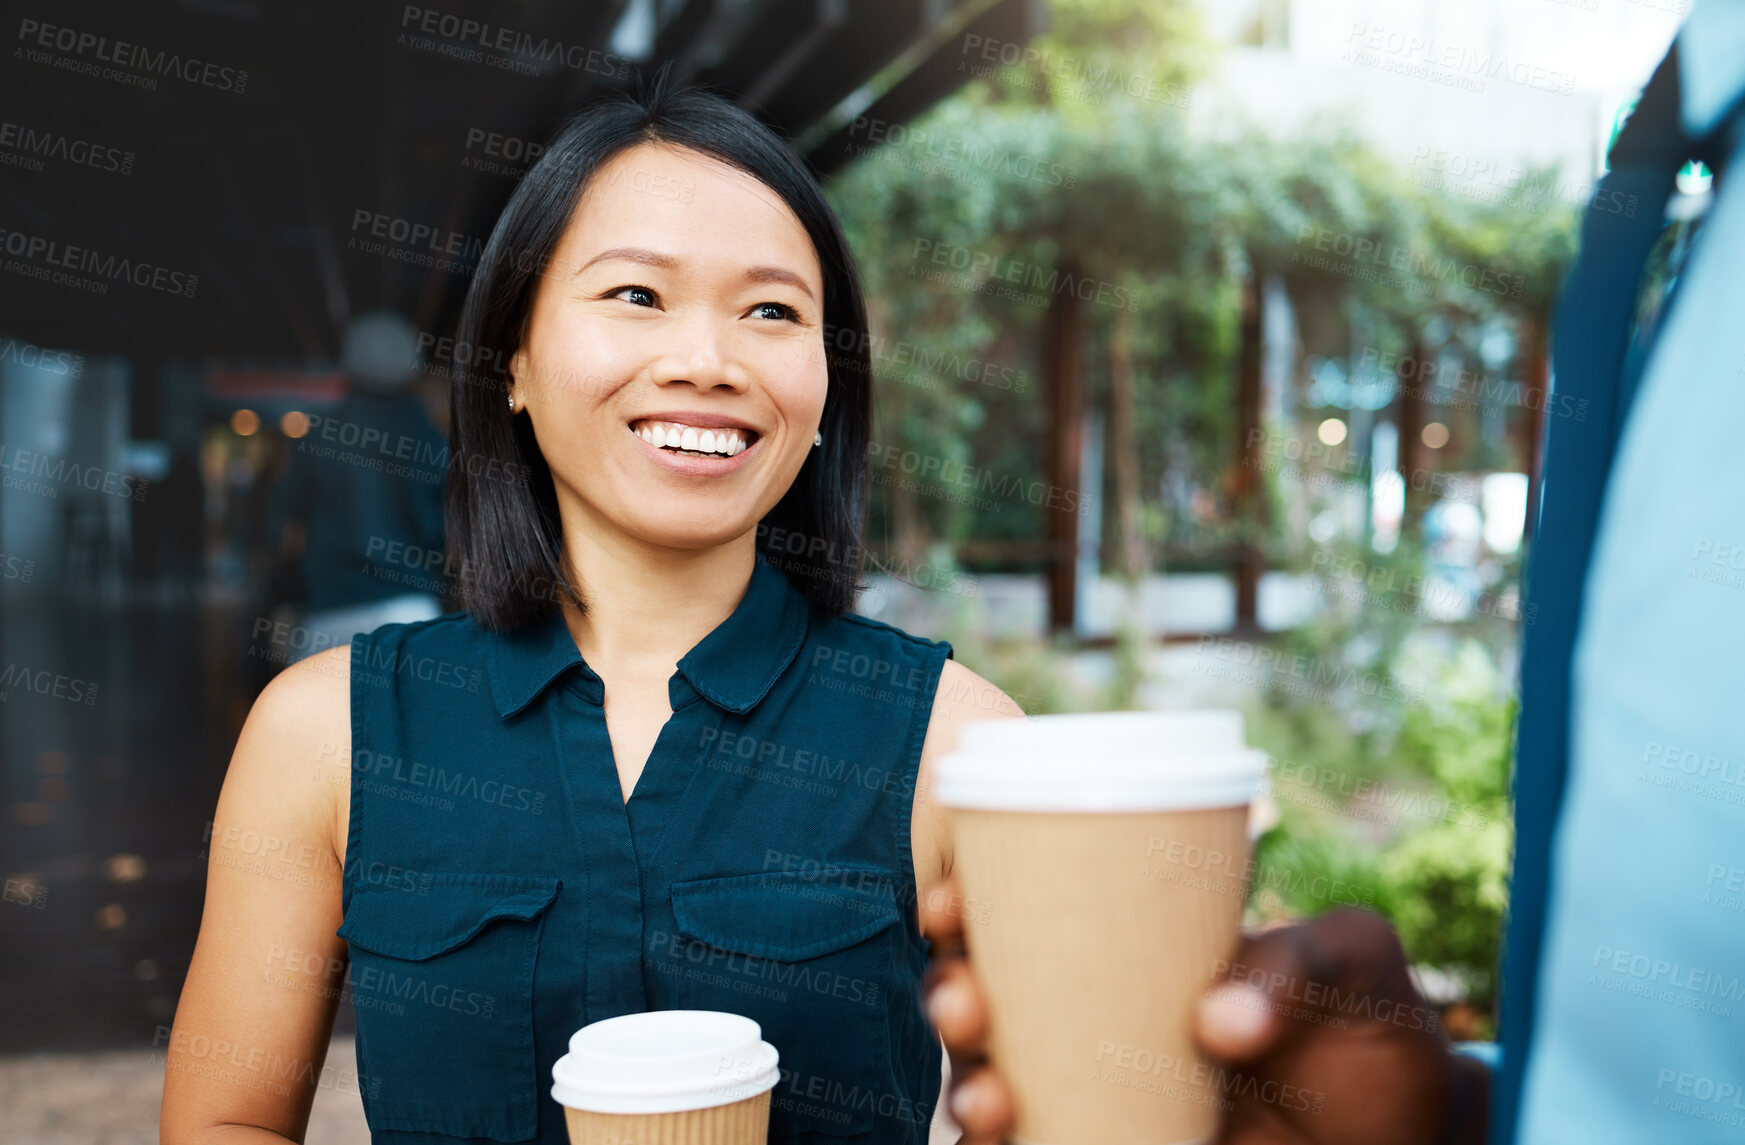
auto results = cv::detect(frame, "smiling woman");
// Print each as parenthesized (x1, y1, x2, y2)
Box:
(160, 80, 1024, 1145)
(449, 87, 872, 631)
(504, 141, 827, 571)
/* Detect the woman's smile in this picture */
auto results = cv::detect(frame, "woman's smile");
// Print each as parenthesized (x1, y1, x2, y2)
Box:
(627, 412, 764, 476)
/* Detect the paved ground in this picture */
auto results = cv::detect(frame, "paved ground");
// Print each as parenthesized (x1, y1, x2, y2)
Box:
(0, 1035, 371, 1145)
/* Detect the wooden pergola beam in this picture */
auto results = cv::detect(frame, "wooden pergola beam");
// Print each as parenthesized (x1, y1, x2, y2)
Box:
(1043, 258, 1086, 634)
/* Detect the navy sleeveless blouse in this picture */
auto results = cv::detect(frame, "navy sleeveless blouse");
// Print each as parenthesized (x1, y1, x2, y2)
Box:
(337, 555, 952, 1144)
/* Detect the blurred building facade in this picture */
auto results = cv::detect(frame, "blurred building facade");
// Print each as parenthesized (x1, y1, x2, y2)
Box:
(1197, 0, 1681, 190)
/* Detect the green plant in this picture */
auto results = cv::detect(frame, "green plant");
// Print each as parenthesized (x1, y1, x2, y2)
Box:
(1375, 648, 1514, 1011)
(1377, 813, 1511, 1012)
(1244, 620, 1516, 1016)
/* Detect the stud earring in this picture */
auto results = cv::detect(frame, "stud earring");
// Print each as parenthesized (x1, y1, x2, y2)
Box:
(813, 430, 822, 448)
(507, 393, 515, 413)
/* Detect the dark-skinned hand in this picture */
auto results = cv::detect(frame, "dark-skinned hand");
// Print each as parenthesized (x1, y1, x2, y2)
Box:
(921, 877, 1489, 1145)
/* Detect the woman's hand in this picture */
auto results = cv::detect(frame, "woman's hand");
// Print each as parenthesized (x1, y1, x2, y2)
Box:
(920, 875, 1015, 1145)
(921, 881, 1489, 1145)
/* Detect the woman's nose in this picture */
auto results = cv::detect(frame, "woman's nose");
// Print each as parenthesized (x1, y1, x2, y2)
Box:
(650, 312, 746, 391)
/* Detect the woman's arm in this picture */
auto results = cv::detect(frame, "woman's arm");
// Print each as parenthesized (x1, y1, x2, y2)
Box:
(911, 658, 1025, 932)
(160, 645, 354, 1145)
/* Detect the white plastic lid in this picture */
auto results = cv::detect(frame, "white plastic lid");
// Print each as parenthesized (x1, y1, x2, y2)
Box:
(550, 1010, 780, 1114)
(933, 709, 1268, 812)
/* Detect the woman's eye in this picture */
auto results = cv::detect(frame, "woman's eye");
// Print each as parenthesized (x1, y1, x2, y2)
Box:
(751, 302, 797, 322)
(610, 286, 657, 307)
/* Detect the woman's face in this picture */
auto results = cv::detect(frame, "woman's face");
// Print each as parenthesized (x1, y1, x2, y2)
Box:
(510, 142, 828, 559)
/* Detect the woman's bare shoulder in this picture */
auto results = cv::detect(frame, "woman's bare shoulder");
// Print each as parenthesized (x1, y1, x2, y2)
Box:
(225, 644, 353, 858)
(927, 658, 1026, 732)
(243, 644, 351, 758)
(911, 659, 1025, 889)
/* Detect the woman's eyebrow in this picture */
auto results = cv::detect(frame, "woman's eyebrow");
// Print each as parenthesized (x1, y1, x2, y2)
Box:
(572, 246, 679, 277)
(744, 266, 815, 300)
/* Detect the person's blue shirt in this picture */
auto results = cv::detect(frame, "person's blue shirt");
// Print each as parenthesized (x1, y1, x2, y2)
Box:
(1509, 7, 1745, 1138)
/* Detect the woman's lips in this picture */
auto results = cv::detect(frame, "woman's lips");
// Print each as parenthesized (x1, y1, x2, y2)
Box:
(630, 418, 753, 456)
(627, 421, 760, 476)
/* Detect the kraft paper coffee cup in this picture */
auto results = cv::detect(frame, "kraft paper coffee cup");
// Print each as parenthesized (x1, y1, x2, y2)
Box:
(934, 710, 1268, 1145)
(550, 1010, 780, 1145)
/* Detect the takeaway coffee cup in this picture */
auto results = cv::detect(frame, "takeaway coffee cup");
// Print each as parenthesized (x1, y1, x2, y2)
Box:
(933, 709, 1268, 1145)
(550, 1010, 780, 1145)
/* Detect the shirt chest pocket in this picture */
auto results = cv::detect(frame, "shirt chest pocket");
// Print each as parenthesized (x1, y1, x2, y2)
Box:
(657, 869, 909, 1139)
(338, 873, 562, 1142)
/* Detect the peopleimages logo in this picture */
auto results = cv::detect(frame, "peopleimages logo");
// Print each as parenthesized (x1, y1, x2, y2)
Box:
(1295, 225, 1522, 299)
(1342, 23, 1576, 96)
(0, 552, 37, 583)
(15, 19, 249, 93)
(957, 32, 1192, 109)
(0, 445, 149, 501)
(1655, 1068, 1745, 1113)
(398, 6, 630, 78)
(0, 121, 134, 175)
(1194, 635, 1425, 707)
(866, 441, 1094, 517)
(806, 324, 1030, 393)
(1356, 348, 1586, 422)
(416, 332, 510, 388)
(910, 239, 1143, 311)
(0, 336, 82, 378)
(0, 663, 100, 705)
(0, 228, 198, 297)
(461, 127, 544, 172)
(845, 116, 1078, 188)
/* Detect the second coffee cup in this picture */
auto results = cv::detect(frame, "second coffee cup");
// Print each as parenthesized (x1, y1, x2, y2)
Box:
(934, 709, 1268, 1145)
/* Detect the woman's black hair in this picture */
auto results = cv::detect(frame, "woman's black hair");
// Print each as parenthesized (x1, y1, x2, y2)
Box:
(446, 77, 873, 630)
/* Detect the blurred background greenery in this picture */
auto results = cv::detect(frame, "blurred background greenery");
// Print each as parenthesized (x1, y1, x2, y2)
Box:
(826, 0, 1591, 1039)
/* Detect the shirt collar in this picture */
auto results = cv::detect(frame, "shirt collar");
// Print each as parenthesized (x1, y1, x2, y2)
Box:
(487, 554, 811, 719)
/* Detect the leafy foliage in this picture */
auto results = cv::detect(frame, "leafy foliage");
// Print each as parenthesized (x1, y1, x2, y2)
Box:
(829, 52, 1577, 567)
(1247, 627, 1516, 1015)
(830, 0, 1575, 1013)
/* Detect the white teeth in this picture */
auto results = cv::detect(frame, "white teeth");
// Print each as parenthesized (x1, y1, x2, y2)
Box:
(633, 420, 752, 456)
